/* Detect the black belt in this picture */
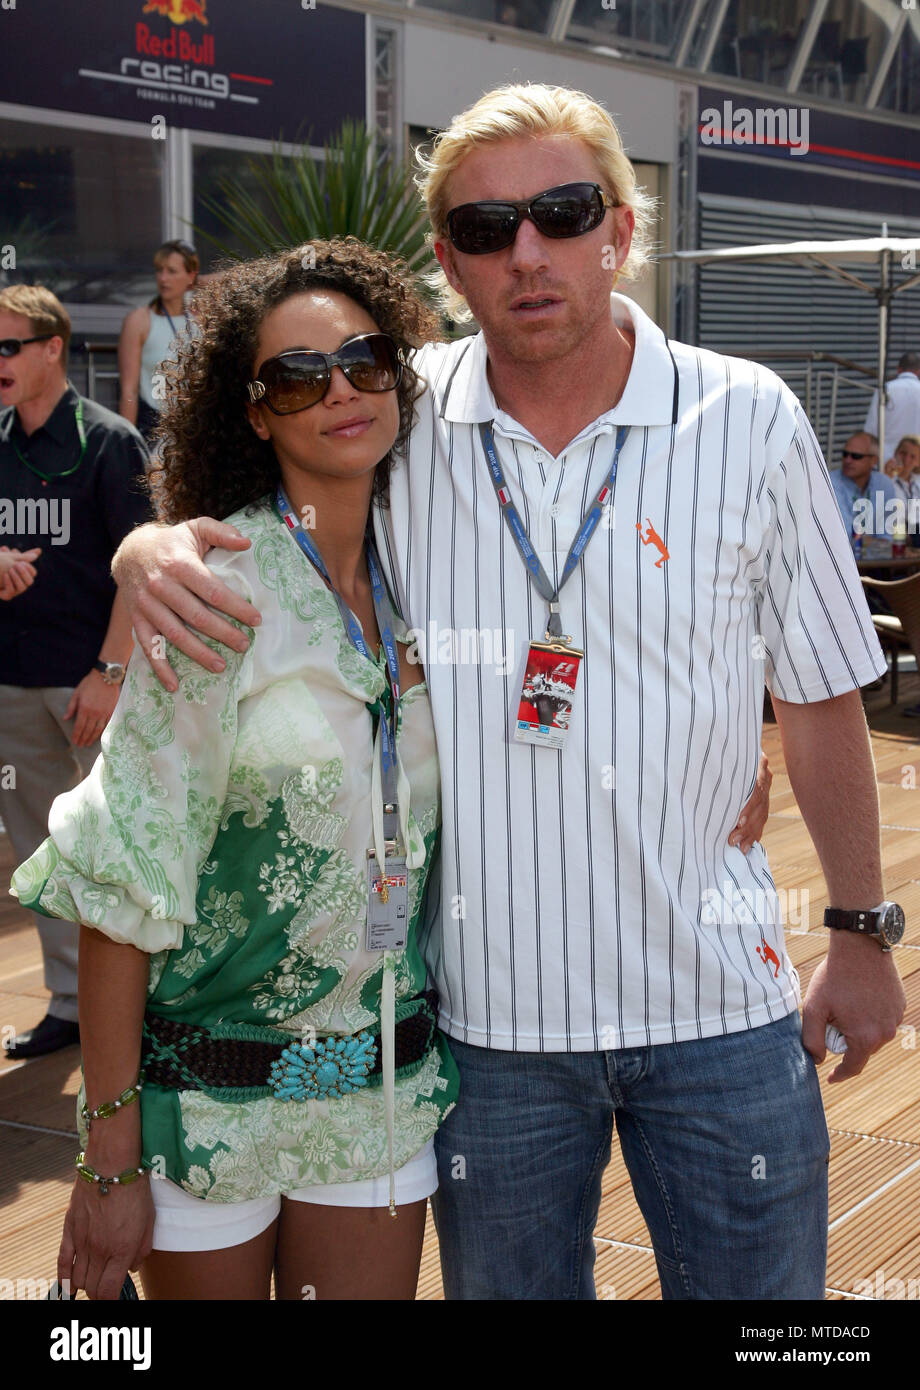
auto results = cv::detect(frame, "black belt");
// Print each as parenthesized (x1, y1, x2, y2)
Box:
(141, 991, 439, 1099)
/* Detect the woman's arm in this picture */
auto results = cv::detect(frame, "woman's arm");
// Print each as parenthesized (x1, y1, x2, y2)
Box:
(60, 927, 154, 1301)
(117, 308, 148, 425)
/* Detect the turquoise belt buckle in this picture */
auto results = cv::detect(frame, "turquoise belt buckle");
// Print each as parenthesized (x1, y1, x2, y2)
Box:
(268, 1030, 377, 1101)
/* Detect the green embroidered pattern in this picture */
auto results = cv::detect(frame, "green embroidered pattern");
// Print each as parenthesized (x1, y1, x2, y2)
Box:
(12, 495, 454, 1198)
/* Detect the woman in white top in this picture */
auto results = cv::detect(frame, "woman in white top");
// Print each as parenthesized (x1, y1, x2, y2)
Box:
(118, 239, 199, 443)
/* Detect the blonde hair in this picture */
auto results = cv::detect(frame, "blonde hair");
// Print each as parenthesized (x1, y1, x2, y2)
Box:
(0, 283, 71, 365)
(895, 434, 920, 455)
(415, 82, 658, 323)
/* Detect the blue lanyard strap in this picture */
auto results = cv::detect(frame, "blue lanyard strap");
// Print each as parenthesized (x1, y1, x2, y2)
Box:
(275, 486, 402, 815)
(478, 422, 630, 638)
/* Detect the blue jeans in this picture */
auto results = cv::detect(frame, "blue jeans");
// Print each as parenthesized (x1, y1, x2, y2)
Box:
(431, 1012, 829, 1300)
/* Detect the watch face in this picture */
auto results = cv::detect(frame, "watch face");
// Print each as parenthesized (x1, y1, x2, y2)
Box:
(880, 902, 906, 946)
(104, 663, 126, 684)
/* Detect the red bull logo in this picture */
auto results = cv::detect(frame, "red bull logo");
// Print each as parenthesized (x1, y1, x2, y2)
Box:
(142, 0, 209, 25)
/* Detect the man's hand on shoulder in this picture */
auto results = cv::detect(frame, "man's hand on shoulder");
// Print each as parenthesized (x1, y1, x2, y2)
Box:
(111, 518, 261, 691)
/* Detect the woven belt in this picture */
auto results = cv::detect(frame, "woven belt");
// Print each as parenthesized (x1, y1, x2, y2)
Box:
(141, 991, 439, 1101)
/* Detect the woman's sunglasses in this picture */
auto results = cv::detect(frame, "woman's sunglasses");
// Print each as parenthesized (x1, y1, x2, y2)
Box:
(446, 181, 617, 256)
(247, 333, 403, 416)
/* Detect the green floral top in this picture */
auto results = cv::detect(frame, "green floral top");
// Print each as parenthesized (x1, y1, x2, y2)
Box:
(11, 496, 458, 1201)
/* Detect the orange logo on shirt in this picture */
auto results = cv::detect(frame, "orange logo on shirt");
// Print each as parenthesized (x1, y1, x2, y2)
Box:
(636, 518, 670, 568)
(756, 939, 781, 979)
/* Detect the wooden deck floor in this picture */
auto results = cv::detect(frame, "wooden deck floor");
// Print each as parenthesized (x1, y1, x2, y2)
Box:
(2, 676, 919, 1301)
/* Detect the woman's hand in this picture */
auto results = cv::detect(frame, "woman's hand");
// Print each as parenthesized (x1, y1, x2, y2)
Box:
(728, 750, 772, 853)
(112, 518, 261, 690)
(59, 1158, 155, 1300)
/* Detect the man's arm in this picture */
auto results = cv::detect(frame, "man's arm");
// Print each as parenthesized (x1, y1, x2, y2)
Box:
(64, 590, 134, 748)
(112, 520, 261, 691)
(771, 688, 906, 1082)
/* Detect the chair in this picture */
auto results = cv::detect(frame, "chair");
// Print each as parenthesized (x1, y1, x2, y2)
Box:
(861, 573, 920, 706)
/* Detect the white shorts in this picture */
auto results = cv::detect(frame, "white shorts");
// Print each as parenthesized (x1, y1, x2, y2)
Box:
(149, 1139, 438, 1251)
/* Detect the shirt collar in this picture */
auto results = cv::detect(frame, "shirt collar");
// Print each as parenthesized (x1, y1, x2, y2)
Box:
(438, 293, 679, 432)
(1, 382, 78, 446)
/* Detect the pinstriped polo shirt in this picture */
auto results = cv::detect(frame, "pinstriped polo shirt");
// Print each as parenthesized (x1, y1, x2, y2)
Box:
(373, 293, 887, 1052)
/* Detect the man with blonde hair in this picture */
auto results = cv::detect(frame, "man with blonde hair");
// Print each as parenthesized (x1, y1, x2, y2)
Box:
(112, 83, 903, 1300)
(0, 284, 152, 1055)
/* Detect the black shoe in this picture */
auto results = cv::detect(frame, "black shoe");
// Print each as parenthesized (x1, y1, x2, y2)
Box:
(902, 703, 920, 717)
(5, 1014, 80, 1058)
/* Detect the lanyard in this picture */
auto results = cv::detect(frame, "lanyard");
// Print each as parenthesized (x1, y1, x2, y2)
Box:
(274, 486, 402, 828)
(10, 398, 87, 482)
(159, 301, 187, 339)
(478, 421, 630, 639)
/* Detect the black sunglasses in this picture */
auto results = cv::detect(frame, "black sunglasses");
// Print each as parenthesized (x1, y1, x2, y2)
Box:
(446, 181, 618, 255)
(247, 333, 403, 416)
(841, 450, 876, 461)
(0, 335, 55, 358)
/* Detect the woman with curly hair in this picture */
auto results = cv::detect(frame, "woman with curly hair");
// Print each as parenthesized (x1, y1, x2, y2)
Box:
(11, 239, 460, 1300)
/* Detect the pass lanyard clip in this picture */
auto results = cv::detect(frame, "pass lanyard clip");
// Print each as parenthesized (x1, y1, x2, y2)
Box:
(478, 421, 630, 641)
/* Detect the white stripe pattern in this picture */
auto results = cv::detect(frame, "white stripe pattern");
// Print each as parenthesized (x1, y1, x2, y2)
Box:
(374, 294, 887, 1052)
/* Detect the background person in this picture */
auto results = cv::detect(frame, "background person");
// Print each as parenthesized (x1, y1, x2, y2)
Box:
(830, 431, 900, 548)
(0, 283, 151, 1057)
(864, 351, 920, 451)
(118, 239, 199, 444)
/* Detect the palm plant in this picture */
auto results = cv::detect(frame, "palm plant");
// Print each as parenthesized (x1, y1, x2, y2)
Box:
(193, 120, 436, 287)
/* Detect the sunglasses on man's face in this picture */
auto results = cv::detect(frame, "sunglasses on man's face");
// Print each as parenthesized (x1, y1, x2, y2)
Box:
(841, 449, 876, 461)
(0, 335, 55, 358)
(247, 333, 403, 416)
(445, 181, 618, 256)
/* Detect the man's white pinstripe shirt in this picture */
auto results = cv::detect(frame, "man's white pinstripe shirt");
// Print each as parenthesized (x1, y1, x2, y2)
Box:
(373, 293, 887, 1052)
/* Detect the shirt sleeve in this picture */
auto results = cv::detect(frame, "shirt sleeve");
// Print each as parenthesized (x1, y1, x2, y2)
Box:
(10, 577, 256, 952)
(756, 397, 887, 702)
(95, 423, 154, 550)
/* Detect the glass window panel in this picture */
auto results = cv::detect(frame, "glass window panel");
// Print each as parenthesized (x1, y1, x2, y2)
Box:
(0, 121, 163, 305)
(414, 0, 555, 34)
(706, 1, 812, 86)
(801, 0, 902, 102)
(191, 145, 287, 274)
(875, 5, 920, 114)
(567, 0, 694, 61)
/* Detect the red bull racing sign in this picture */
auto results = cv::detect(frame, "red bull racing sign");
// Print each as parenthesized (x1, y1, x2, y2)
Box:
(0, 0, 364, 142)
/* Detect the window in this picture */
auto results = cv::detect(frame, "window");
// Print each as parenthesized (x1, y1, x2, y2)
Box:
(705, 0, 813, 87)
(877, 8, 920, 115)
(803, 0, 902, 102)
(413, 0, 555, 34)
(191, 144, 288, 273)
(0, 120, 163, 304)
(567, 0, 694, 61)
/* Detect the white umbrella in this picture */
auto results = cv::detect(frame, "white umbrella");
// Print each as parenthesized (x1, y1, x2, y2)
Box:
(663, 235, 920, 464)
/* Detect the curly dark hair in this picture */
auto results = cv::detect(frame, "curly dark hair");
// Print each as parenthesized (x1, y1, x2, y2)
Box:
(148, 238, 443, 523)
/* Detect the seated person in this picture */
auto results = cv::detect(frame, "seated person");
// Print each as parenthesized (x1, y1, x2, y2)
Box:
(831, 431, 900, 548)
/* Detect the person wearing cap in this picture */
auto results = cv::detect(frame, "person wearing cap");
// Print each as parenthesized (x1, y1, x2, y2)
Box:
(0, 283, 151, 1057)
(118, 239, 200, 445)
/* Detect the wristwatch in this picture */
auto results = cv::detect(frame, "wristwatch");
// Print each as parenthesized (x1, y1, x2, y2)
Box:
(94, 659, 126, 687)
(824, 901, 905, 952)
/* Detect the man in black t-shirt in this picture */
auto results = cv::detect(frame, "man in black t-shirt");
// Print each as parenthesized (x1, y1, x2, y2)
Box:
(0, 285, 153, 1056)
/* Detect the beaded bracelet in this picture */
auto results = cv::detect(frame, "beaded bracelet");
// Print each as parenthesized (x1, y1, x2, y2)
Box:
(75, 1152, 146, 1197)
(80, 1073, 145, 1125)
